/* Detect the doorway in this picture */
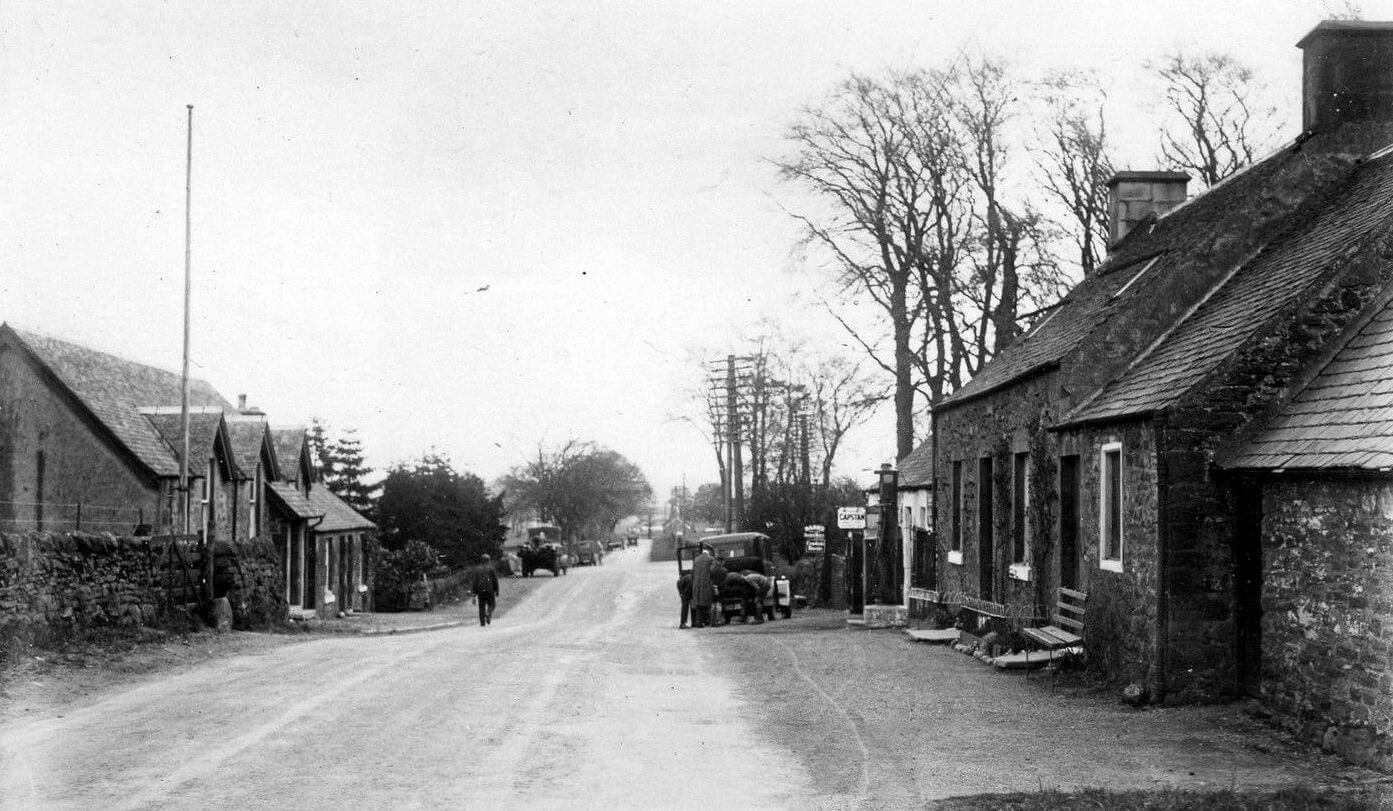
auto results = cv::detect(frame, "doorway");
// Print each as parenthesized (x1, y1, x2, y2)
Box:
(1059, 455, 1080, 590)
(978, 457, 994, 600)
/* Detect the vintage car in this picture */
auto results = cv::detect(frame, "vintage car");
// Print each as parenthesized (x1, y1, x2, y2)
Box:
(519, 543, 567, 577)
(676, 532, 793, 622)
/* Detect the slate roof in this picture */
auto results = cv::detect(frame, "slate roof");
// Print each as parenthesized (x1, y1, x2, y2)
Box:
(225, 418, 274, 480)
(265, 482, 321, 520)
(142, 410, 228, 475)
(1225, 294, 1393, 470)
(1062, 149, 1393, 426)
(898, 440, 934, 489)
(935, 139, 1306, 410)
(307, 483, 375, 532)
(269, 428, 309, 482)
(8, 327, 234, 477)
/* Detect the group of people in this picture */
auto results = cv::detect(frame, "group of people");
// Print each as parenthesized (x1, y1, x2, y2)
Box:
(676, 544, 775, 629)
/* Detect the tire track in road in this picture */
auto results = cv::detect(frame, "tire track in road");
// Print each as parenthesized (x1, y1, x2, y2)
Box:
(771, 636, 873, 806)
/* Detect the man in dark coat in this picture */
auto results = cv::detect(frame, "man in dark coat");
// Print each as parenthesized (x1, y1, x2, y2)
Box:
(469, 554, 501, 626)
(676, 572, 693, 629)
(691, 546, 715, 628)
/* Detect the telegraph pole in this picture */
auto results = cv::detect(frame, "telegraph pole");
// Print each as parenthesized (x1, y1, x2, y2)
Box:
(727, 354, 744, 531)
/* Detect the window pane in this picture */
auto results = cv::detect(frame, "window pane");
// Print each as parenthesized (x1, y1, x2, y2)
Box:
(1103, 448, 1122, 560)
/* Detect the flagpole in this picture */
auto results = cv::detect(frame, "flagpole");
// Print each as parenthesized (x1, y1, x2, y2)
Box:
(179, 104, 193, 537)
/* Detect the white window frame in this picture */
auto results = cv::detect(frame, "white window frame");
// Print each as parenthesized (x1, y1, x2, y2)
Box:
(1012, 451, 1030, 566)
(1099, 442, 1124, 572)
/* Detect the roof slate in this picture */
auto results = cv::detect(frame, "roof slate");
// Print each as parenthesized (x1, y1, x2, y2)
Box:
(12, 328, 232, 476)
(269, 428, 309, 482)
(225, 419, 270, 479)
(938, 132, 1372, 415)
(1063, 151, 1393, 425)
(265, 482, 321, 520)
(307, 483, 375, 532)
(1226, 298, 1393, 470)
(898, 439, 934, 488)
(143, 411, 226, 474)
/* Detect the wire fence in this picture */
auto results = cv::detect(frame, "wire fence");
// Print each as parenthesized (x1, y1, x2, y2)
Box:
(0, 498, 152, 535)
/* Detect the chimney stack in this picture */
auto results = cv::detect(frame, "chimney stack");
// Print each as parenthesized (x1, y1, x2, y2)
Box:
(237, 393, 247, 411)
(1299, 21, 1393, 132)
(1106, 171, 1190, 245)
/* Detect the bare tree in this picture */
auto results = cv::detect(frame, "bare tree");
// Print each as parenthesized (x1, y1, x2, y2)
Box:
(777, 71, 948, 461)
(807, 356, 885, 486)
(1152, 52, 1282, 188)
(1035, 71, 1114, 277)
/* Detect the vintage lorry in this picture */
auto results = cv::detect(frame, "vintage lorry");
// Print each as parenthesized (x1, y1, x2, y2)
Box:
(676, 532, 793, 622)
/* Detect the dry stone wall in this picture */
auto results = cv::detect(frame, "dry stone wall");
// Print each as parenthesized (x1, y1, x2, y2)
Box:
(0, 531, 286, 659)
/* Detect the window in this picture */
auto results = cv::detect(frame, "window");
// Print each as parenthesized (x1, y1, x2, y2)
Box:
(1012, 452, 1028, 565)
(1100, 442, 1123, 571)
(978, 457, 995, 600)
(251, 463, 263, 539)
(950, 461, 963, 561)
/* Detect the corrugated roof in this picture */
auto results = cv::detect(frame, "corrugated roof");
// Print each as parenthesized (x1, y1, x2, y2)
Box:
(266, 482, 321, 520)
(10, 327, 233, 477)
(1225, 296, 1393, 470)
(1062, 150, 1393, 426)
(898, 439, 934, 488)
(307, 483, 375, 532)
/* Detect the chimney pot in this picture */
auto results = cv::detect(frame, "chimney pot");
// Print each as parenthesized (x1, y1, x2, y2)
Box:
(1299, 21, 1393, 132)
(1105, 171, 1190, 247)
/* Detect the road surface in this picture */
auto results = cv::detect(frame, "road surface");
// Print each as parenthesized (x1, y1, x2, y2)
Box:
(0, 545, 815, 810)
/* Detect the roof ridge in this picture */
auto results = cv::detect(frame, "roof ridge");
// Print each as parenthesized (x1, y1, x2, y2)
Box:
(1058, 246, 1266, 428)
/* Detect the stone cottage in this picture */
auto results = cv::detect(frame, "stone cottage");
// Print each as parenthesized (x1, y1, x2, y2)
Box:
(0, 324, 244, 537)
(929, 18, 1393, 751)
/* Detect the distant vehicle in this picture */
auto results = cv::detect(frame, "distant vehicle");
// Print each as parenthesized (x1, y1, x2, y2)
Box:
(574, 540, 604, 566)
(626, 536, 638, 547)
(676, 532, 793, 621)
(604, 538, 623, 551)
(519, 543, 566, 577)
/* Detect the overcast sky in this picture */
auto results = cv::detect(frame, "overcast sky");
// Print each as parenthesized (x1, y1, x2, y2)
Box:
(0, 0, 1384, 499)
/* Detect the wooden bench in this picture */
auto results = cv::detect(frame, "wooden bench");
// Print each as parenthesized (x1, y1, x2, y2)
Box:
(1021, 587, 1086, 650)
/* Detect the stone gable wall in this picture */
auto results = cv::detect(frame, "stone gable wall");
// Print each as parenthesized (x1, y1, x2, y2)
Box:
(1260, 477, 1393, 771)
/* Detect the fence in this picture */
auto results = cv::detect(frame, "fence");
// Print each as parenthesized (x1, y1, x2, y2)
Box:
(0, 498, 150, 535)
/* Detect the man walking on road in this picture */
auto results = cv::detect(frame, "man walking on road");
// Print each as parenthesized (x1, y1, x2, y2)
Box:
(470, 554, 501, 626)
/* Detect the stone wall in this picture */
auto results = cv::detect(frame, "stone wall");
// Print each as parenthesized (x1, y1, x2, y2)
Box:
(1259, 477, 1393, 771)
(0, 530, 287, 659)
(1056, 420, 1162, 695)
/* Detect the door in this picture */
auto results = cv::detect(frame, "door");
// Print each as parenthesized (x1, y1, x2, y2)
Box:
(847, 532, 864, 614)
(978, 457, 994, 601)
(1059, 456, 1080, 590)
(1235, 483, 1264, 697)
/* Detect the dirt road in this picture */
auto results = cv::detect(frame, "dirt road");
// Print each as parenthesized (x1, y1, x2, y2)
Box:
(0, 545, 814, 810)
(3, 544, 1379, 809)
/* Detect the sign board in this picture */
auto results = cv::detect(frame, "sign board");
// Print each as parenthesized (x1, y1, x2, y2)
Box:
(806, 539, 826, 553)
(804, 524, 826, 553)
(837, 506, 867, 530)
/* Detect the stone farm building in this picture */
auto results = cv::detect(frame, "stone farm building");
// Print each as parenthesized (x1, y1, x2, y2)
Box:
(0, 324, 373, 619)
(925, 22, 1393, 767)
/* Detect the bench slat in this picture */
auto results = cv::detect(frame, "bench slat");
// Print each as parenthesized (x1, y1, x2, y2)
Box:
(1058, 602, 1086, 616)
(1053, 614, 1085, 632)
(1059, 586, 1088, 602)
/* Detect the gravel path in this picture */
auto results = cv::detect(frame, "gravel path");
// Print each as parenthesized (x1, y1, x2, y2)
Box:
(710, 611, 1384, 807)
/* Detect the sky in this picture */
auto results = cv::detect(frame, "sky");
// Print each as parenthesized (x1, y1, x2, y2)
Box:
(0, 0, 1387, 500)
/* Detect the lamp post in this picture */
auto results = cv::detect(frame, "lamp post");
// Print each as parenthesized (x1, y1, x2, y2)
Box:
(873, 463, 900, 605)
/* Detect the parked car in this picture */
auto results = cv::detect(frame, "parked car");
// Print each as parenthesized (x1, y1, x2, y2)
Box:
(676, 532, 793, 621)
(519, 543, 567, 577)
(574, 541, 603, 566)
(604, 538, 623, 551)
